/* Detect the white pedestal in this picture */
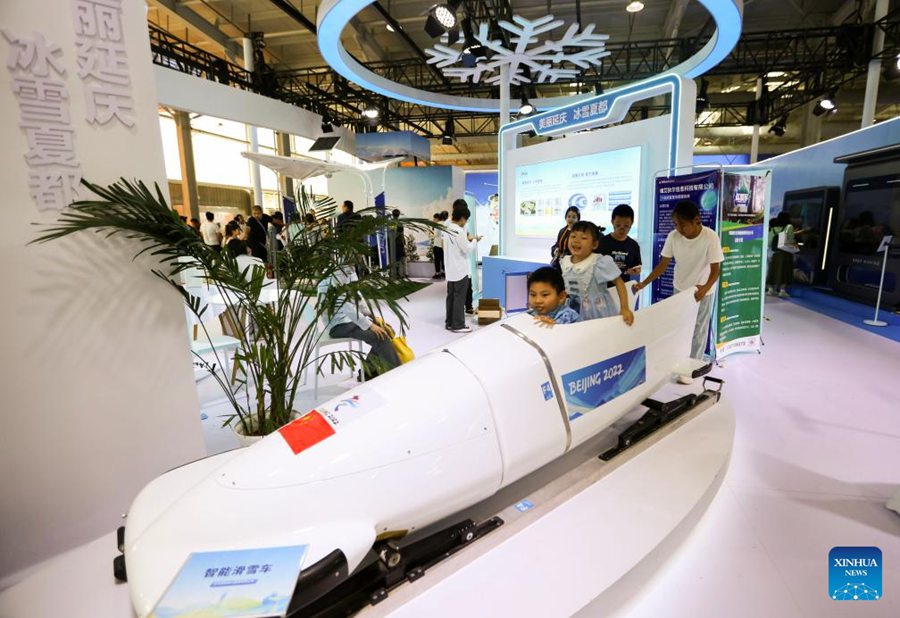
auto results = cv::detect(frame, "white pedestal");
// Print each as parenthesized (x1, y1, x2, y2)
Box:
(0, 391, 734, 618)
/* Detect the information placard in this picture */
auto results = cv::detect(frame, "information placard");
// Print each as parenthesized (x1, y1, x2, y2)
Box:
(652, 170, 720, 303)
(150, 545, 308, 618)
(716, 172, 768, 358)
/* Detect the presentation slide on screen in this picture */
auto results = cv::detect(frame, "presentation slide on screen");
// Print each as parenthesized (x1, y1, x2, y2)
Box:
(514, 146, 642, 237)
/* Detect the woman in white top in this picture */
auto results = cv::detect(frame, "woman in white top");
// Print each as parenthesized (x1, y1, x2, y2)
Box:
(767, 211, 795, 298)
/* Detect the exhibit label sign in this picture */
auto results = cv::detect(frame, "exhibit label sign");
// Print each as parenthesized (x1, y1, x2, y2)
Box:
(562, 347, 646, 419)
(652, 170, 719, 303)
(716, 172, 768, 358)
(150, 545, 308, 617)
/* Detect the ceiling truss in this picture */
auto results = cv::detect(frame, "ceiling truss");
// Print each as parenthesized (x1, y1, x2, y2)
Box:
(149, 9, 900, 139)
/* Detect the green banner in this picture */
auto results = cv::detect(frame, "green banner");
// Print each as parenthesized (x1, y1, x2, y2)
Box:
(716, 172, 769, 358)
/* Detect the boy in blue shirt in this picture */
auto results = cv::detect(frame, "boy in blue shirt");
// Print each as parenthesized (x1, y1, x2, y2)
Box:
(527, 266, 582, 326)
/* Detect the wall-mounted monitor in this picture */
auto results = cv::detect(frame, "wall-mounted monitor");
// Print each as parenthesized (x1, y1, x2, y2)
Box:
(513, 146, 642, 238)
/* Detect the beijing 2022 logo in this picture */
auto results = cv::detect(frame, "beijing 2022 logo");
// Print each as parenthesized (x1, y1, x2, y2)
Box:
(829, 547, 882, 601)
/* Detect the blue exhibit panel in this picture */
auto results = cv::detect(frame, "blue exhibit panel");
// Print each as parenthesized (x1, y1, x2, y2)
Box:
(482, 256, 548, 307)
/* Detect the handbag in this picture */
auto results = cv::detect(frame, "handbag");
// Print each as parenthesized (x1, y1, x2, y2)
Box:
(391, 335, 415, 364)
(776, 228, 799, 254)
(377, 320, 415, 364)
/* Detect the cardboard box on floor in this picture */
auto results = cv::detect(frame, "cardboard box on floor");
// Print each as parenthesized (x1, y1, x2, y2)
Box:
(478, 298, 503, 325)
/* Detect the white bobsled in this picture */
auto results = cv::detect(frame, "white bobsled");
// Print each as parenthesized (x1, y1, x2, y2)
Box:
(123, 290, 700, 616)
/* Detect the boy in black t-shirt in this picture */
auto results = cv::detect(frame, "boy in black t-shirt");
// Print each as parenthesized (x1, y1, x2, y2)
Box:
(598, 204, 642, 282)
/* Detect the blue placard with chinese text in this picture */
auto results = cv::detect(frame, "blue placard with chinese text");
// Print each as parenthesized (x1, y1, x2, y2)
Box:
(652, 170, 719, 303)
(150, 545, 308, 618)
(561, 347, 646, 419)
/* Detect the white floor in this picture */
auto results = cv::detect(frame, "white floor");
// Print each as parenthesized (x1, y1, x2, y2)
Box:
(195, 283, 900, 617)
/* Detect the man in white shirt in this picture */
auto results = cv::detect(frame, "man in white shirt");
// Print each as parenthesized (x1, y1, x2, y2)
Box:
(633, 200, 724, 379)
(443, 202, 481, 333)
(200, 211, 221, 252)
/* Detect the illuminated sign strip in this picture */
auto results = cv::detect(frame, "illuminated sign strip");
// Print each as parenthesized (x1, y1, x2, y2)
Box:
(317, 0, 742, 113)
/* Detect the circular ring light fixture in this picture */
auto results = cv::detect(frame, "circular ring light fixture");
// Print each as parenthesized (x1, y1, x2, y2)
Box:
(318, 0, 742, 113)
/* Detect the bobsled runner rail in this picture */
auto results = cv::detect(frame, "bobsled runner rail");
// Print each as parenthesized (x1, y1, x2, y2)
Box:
(600, 376, 724, 461)
(286, 516, 503, 617)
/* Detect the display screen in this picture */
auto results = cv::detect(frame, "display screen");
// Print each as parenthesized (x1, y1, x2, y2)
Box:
(514, 146, 642, 237)
(838, 175, 900, 255)
(783, 191, 826, 253)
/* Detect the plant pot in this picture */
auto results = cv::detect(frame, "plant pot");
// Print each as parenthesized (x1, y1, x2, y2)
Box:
(407, 260, 435, 279)
(232, 417, 265, 448)
(231, 411, 301, 448)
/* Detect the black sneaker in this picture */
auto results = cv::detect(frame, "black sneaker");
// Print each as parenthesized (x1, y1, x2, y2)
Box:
(465, 308, 475, 315)
(691, 363, 713, 379)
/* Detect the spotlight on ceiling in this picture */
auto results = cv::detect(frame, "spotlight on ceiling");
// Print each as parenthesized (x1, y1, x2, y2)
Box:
(767, 113, 788, 137)
(424, 2, 460, 41)
(626, 1, 645, 12)
(812, 93, 837, 116)
(696, 78, 710, 114)
(884, 52, 900, 81)
(321, 118, 334, 133)
(386, 23, 395, 32)
(519, 95, 534, 116)
(441, 117, 455, 145)
(460, 18, 490, 67)
(362, 105, 380, 120)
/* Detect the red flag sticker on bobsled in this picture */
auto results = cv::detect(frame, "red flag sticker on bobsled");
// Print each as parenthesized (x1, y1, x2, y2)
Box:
(279, 411, 336, 455)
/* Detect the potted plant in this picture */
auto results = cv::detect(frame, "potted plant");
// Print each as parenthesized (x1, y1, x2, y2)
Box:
(34, 179, 432, 439)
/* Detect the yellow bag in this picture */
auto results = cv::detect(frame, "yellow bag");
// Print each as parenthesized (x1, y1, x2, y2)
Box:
(375, 318, 415, 364)
(391, 335, 415, 364)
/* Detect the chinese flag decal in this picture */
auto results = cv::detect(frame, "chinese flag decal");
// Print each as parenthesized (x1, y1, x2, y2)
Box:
(279, 411, 336, 455)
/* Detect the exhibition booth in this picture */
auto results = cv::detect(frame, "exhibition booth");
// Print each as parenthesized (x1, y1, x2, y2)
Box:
(1, 0, 898, 617)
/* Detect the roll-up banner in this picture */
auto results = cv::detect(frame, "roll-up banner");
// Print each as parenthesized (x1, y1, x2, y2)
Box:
(652, 170, 720, 303)
(716, 171, 771, 359)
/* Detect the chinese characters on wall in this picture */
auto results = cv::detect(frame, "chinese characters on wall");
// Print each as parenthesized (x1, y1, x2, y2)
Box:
(72, 0, 136, 127)
(2, 30, 83, 211)
(2, 0, 135, 211)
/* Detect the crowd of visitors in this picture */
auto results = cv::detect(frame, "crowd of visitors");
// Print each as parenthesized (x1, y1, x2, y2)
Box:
(179, 194, 722, 387)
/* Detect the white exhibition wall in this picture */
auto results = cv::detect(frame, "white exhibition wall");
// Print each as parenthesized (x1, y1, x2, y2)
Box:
(502, 114, 677, 263)
(0, 0, 206, 583)
(154, 66, 356, 158)
(754, 116, 900, 212)
(385, 166, 465, 258)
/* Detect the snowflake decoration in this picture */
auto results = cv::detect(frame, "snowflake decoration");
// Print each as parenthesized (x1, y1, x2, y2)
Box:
(425, 15, 610, 85)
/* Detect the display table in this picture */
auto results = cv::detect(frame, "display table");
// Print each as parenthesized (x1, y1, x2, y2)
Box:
(0, 387, 734, 617)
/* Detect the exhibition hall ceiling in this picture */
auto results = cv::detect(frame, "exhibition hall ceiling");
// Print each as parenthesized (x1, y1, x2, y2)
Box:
(151, 0, 899, 167)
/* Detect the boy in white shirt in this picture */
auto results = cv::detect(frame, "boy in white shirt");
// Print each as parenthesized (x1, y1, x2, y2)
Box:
(200, 211, 221, 252)
(632, 200, 724, 378)
(443, 202, 481, 333)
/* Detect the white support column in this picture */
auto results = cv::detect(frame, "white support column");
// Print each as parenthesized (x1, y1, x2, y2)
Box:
(861, 0, 889, 127)
(499, 64, 511, 154)
(749, 76, 762, 164)
(243, 37, 264, 207)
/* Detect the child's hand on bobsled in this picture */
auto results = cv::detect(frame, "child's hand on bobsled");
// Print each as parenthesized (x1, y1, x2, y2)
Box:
(620, 308, 634, 326)
(533, 315, 557, 328)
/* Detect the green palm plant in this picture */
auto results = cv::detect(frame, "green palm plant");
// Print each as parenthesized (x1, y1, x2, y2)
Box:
(34, 179, 434, 436)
